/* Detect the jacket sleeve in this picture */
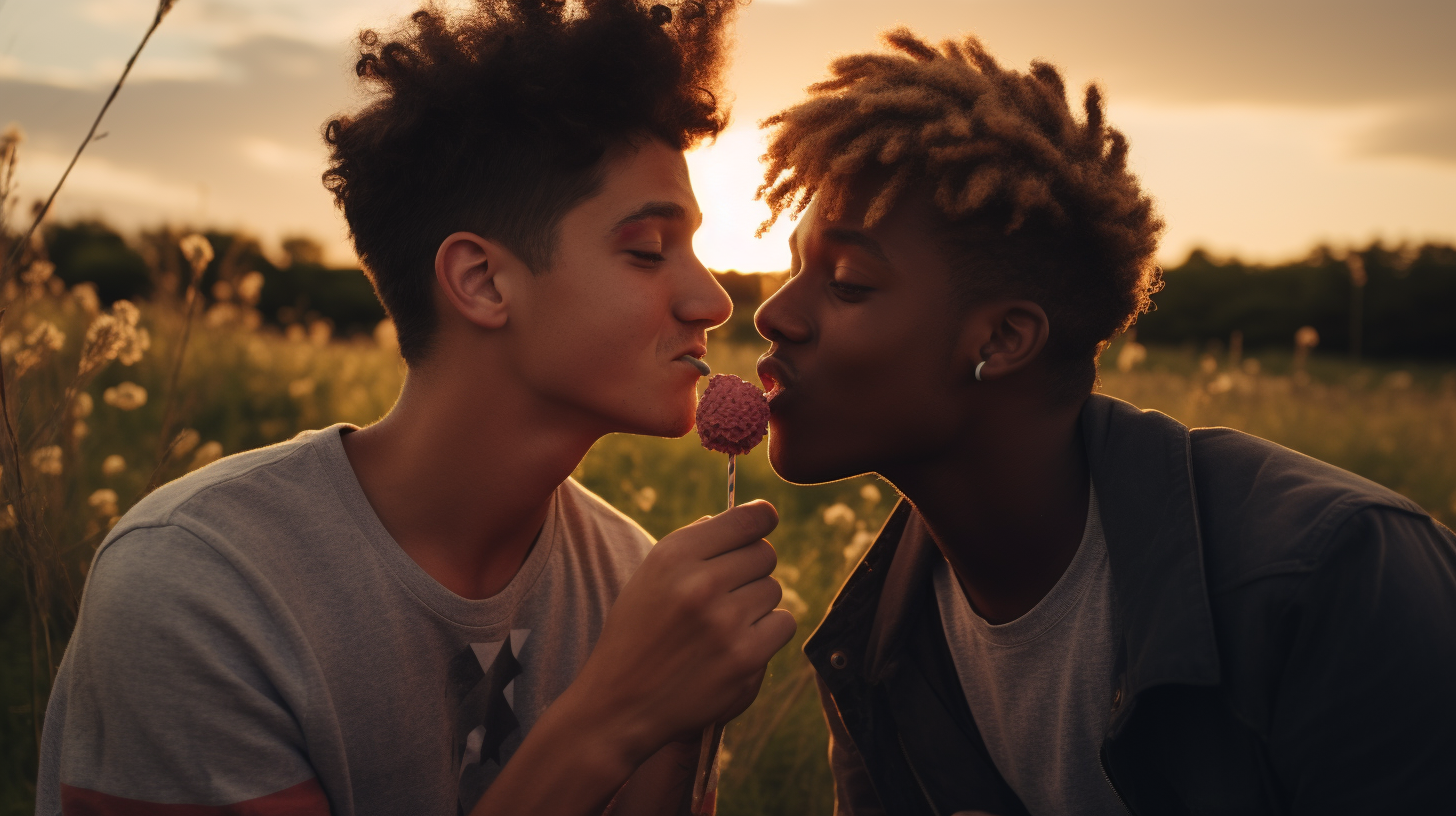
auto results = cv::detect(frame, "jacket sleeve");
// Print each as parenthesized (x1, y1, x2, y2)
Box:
(1269, 507, 1456, 813)
(816, 675, 888, 816)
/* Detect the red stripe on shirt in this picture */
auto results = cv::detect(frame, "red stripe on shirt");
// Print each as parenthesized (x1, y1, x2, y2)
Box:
(61, 778, 329, 816)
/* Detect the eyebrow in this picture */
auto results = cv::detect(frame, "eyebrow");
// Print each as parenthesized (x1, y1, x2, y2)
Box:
(822, 226, 890, 263)
(609, 201, 692, 235)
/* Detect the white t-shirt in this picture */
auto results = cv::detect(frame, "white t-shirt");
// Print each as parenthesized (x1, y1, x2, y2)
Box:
(37, 425, 654, 815)
(932, 486, 1128, 816)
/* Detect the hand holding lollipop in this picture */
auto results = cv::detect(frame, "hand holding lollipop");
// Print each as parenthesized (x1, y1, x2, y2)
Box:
(689, 372, 770, 813)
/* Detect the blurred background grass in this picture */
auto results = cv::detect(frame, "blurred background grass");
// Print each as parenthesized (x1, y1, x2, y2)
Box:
(2, 244, 1454, 813)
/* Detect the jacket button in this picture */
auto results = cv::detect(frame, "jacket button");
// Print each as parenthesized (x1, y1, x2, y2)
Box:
(829, 651, 849, 670)
(1111, 688, 1123, 709)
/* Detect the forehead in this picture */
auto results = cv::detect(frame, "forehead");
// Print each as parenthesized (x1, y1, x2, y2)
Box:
(586, 139, 701, 228)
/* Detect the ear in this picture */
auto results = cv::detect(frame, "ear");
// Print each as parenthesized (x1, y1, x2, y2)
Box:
(959, 300, 1050, 382)
(434, 231, 529, 330)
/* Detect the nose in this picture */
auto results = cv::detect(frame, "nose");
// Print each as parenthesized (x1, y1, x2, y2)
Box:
(754, 276, 812, 345)
(674, 255, 734, 329)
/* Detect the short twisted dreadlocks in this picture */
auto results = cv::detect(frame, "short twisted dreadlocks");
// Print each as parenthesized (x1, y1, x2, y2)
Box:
(324, 0, 737, 364)
(758, 29, 1164, 397)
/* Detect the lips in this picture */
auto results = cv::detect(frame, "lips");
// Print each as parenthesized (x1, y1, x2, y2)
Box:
(755, 353, 795, 402)
(674, 344, 709, 375)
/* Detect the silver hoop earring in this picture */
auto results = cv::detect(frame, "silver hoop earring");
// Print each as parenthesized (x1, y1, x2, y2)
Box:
(975, 361, 987, 381)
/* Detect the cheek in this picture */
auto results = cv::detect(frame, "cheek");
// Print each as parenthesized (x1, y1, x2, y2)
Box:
(537, 275, 662, 372)
(773, 308, 954, 478)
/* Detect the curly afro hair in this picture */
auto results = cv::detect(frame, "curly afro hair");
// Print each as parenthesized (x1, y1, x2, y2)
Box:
(323, 0, 738, 364)
(758, 29, 1164, 399)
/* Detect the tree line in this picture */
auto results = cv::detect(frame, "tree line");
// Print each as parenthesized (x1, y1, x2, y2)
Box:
(38, 220, 1456, 359)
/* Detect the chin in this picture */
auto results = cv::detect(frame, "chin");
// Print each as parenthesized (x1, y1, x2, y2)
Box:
(619, 396, 697, 439)
(766, 424, 865, 486)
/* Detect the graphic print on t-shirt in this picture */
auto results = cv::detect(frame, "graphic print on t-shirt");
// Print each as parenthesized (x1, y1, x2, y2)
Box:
(450, 629, 531, 814)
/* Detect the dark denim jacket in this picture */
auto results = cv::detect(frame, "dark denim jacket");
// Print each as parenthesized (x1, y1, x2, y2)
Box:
(805, 394, 1456, 815)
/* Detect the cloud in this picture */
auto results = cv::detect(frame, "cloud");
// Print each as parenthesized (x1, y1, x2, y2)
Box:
(0, 36, 357, 263)
(1356, 97, 1456, 163)
(726, 0, 1456, 165)
(18, 148, 200, 210)
(239, 137, 323, 174)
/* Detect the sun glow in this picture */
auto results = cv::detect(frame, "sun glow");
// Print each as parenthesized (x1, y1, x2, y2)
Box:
(685, 127, 795, 274)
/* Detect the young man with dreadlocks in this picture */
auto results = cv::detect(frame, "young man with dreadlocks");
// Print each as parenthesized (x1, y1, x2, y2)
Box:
(751, 29, 1456, 816)
(36, 1, 797, 814)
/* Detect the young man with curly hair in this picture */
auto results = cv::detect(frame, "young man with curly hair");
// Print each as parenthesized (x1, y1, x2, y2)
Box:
(752, 29, 1456, 815)
(36, 2, 796, 814)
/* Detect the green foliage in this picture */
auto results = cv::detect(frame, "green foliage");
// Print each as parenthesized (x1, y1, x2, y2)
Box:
(1137, 244, 1456, 358)
(255, 262, 386, 336)
(44, 221, 153, 304)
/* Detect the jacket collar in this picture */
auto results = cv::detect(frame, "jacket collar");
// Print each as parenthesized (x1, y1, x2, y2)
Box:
(854, 394, 1221, 711)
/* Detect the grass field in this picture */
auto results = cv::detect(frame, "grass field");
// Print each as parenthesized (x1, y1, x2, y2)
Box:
(2, 289, 1454, 814)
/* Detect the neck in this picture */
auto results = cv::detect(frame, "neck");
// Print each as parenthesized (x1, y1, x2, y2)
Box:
(886, 393, 1090, 625)
(342, 356, 600, 601)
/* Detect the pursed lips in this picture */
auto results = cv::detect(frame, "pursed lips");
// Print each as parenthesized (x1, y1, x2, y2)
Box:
(756, 353, 795, 402)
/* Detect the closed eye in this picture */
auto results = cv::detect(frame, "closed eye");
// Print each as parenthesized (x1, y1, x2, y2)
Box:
(627, 250, 666, 263)
(828, 280, 873, 298)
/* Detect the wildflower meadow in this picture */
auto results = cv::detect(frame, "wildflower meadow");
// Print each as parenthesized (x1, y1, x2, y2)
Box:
(4, 242, 1454, 813)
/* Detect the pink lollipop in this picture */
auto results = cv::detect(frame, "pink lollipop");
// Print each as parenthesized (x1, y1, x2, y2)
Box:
(689, 373, 769, 813)
(695, 374, 770, 457)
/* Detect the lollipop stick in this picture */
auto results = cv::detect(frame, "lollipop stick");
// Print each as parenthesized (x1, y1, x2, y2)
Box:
(727, 453, 736, 509)
(690, 454, 737, 813)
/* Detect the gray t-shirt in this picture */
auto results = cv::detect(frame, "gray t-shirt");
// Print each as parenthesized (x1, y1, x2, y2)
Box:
(932, 487, 1127, 816)
(36, 425, 654, 815)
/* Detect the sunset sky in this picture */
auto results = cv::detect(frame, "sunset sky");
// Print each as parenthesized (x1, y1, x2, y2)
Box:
(2, 0, 1452, 270)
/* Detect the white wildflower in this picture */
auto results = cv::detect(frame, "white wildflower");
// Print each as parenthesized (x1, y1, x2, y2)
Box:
(844, 522, 875, 564)
(1294, 326, 1320, 350)
(72, 283, 101, 315)
(26, 320, 64, 351)
(778, 587, 809, 621)
(88, 489, 119, 517)
(11, 320, 66, 376)
(773, 564, 801, 585)
(21, 259, 54, 287)
(179, 233, 214, 279)
(822, 502, 856, 528)
(80, 299, 149, 375)
(30, 445, 63, 476)
(1117, 341, 1148, 372)
(169, 429, 200, 458)
(235, 271, 265, 305)
(189, 441, 223, 470)
(632, 485, 657, 513)
(102, 382, 147, 410)
(101, 454, 127, 476)
(859, 482, 882, 506)
(72, 391, 94, 418)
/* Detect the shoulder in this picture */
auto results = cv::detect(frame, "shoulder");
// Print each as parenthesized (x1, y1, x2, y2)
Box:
(1188, 426, 1431, 590)
(104, 426, 346, 554)
(556, 477, 655, 562)
(82, 523, 280, 647)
